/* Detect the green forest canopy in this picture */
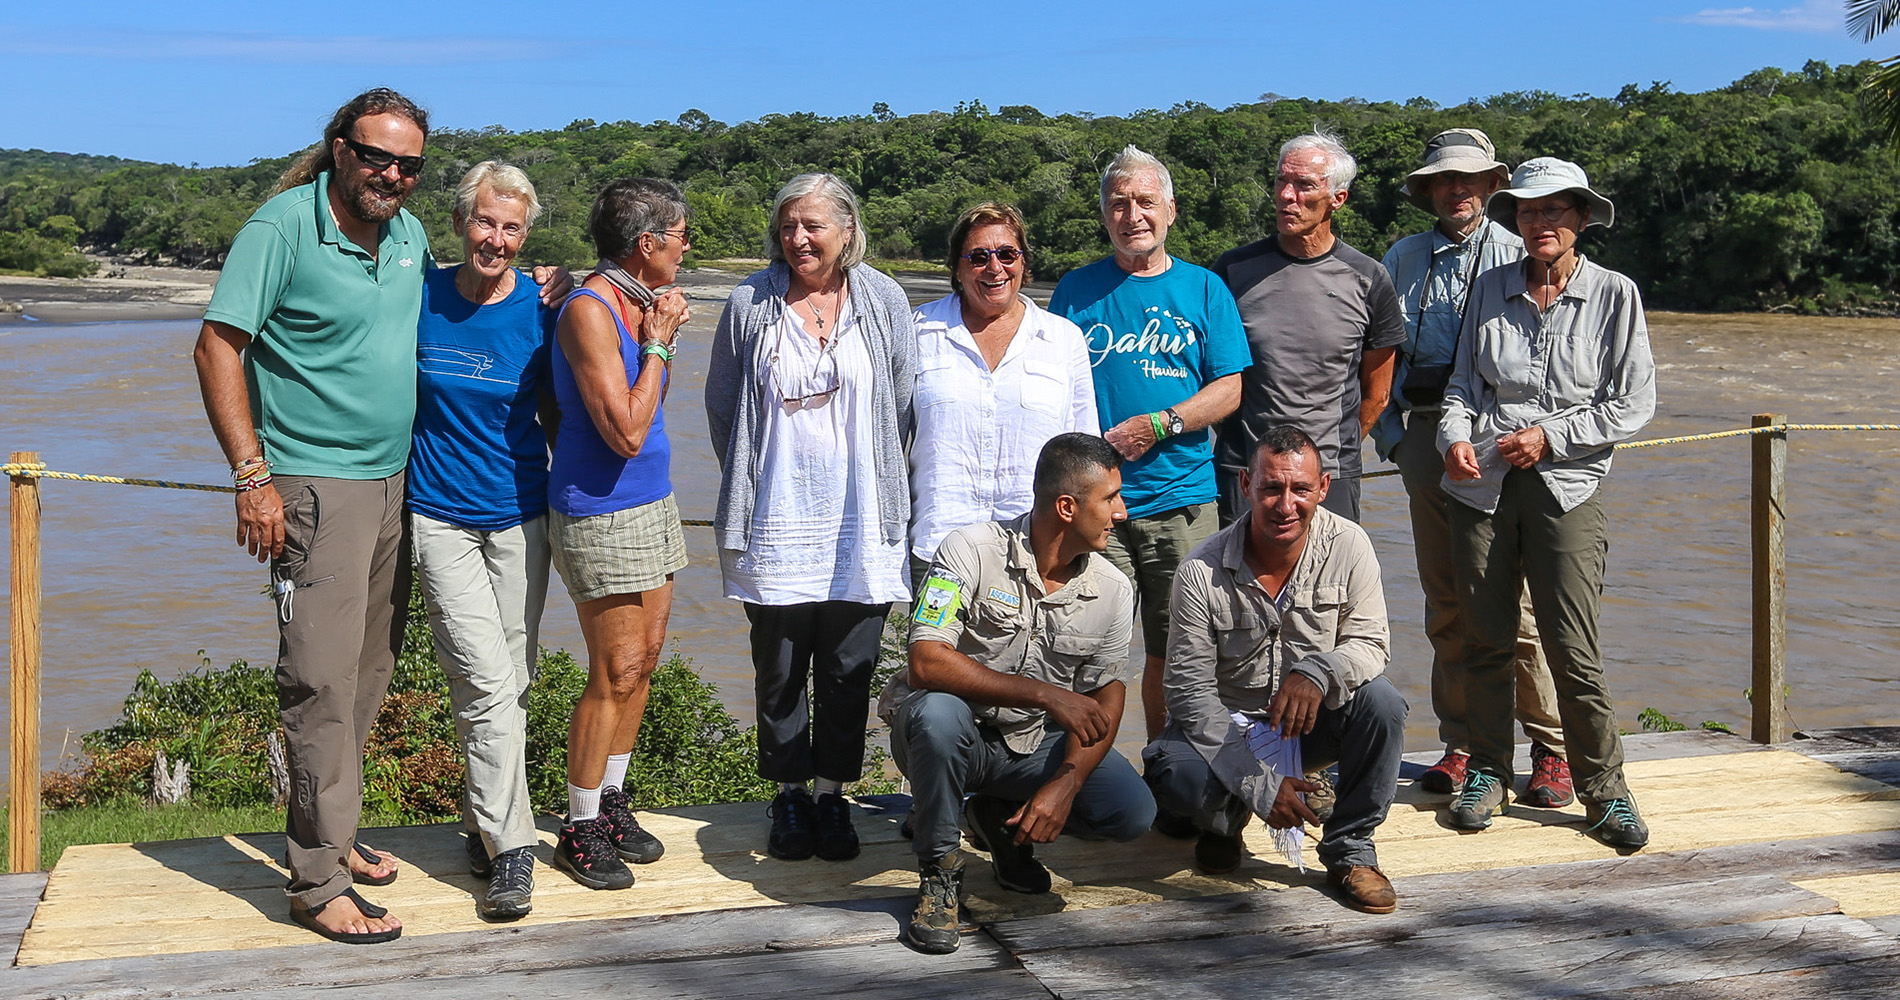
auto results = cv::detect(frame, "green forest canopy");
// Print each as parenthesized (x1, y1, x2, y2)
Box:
(3, 60, 1897, 312)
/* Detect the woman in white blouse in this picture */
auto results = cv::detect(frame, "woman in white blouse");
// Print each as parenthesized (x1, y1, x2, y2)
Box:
(908, 202, 1098, 584)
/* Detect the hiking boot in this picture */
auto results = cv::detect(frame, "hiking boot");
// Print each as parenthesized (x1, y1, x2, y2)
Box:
(1194, 830, 1246, 874)
(466, 832, 491, 879)
(1327, 864, 1397, 914)
(1418, 750, 1470, 794)
(814, 792, 862, 861)
(909, 851, 966, 954)
(767, 787, 817, 860)
(552, 817, 635, 890)
(1152, 809, 1199, 840)
(1585, 796, 1650, 849)
(1303, 768, 1336, 824)
(1447, 770, 1508, 830)
(1523, 744, 1576, 808)
(600, 785, 666, 864)
(479, 846, 535, 921)
(964, 794, 1051, 894)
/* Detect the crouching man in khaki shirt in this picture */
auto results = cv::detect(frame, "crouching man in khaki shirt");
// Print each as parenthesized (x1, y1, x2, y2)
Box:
(1144, 425, 1406, 914)
(882, 433, 1156, 954)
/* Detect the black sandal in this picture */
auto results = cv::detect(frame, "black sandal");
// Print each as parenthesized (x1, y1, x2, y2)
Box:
(351, 842, 399, 886)
(290, 887, 402, 944)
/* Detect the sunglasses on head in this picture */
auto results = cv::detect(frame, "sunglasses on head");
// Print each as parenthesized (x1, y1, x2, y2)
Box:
(960, 246, 1025, 267)
(343, 137, 426, 178)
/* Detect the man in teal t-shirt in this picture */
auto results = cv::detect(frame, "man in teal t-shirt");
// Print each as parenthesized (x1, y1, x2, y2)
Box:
(1049, 145, 1250, 742)
(193, 88, 432, 945)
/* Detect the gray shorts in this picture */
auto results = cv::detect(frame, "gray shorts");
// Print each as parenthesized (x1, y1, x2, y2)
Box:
(549, 493, 687, 603)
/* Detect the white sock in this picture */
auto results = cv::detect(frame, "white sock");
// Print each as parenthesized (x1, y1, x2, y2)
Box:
(814, 777, 844, 797)
(602, 752, 632, 792)
(568, 783, 602, 823)
(780, 781, 807, 796)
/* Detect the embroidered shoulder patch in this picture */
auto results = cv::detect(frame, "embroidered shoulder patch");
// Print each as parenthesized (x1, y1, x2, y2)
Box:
(985, 587, 1021, 609)
(912, 569, 966, 628)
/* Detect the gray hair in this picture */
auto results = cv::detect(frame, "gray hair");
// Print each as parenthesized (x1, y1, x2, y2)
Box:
(1279, 129, 1357, 194)
(589, 177, 690, 260)
(766, 173, 867, 270)
(1099, 144, 1175, 214)
(452, 161, 542, 234)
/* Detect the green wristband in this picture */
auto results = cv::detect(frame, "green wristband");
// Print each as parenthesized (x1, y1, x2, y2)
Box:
(1149, 411, 1168, 440)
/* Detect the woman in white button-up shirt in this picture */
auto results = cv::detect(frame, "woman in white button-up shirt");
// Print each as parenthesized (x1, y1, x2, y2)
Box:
(908, 202, 1098, 582)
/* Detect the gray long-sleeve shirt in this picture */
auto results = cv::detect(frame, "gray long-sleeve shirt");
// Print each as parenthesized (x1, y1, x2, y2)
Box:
(1436, 255, 1656, 514)
(1163, 506, 1389, 814)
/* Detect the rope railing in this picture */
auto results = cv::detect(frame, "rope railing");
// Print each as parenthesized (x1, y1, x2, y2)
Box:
(3, 416, 1895, 870)
(8, 422, 1897, 494)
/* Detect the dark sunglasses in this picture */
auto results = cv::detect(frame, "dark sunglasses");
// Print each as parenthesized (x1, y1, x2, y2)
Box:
(960, 246, 1026, 267)
(342, 137, 426, 178)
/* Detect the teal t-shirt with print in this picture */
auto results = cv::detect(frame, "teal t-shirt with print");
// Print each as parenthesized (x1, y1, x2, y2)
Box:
(1049, 256, 1250, 519)
(203, 171, 429, 479)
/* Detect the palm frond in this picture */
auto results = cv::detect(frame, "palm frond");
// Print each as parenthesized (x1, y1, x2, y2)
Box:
(1857, 55, 1900, 144)
(1845, 0, 1900, 42)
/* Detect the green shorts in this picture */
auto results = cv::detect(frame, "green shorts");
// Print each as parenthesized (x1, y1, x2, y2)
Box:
(1102, 501, 1219, 658)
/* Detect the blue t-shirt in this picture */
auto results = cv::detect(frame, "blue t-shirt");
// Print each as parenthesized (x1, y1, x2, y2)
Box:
(548, 288, 673, 517)
(1049, 256, 1251, 518)
(408, 266, 555, 530)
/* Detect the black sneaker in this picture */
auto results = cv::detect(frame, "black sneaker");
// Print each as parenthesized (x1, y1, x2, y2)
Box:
(963, 794, 1051, 894)
(1585, 796, 1650, 849)
(814, 792, 862, 861)
(767, 787, 817, 860)
(600, 785, 666, 864)
(466, 832, 491, 879)
(908, 851, 966, 954)
(553, 817, 634, 889)
(479, 846, 535, 921)
(1194, 830, 1245, 875)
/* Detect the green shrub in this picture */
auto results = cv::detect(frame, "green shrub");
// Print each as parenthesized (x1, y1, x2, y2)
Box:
(44, 577, 891, 819)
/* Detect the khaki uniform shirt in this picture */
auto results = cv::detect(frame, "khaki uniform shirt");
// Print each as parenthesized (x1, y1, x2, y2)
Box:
(880, 515, 1135, 754)
(1163, 505, 1389, 812)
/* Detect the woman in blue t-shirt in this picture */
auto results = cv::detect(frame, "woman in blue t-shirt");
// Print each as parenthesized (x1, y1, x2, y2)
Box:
(544, 178, 691, 891)
(408, 162, 559, 921)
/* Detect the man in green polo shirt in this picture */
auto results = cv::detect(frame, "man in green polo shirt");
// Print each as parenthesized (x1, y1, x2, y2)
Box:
(194, 88, 434, 944)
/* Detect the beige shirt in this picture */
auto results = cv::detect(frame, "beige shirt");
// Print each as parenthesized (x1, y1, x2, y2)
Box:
(1163, 505, 1389, 812)
(880, 514, 1135, 754)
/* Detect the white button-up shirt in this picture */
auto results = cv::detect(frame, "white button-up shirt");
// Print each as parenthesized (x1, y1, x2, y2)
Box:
(907, 293, 1098, 561)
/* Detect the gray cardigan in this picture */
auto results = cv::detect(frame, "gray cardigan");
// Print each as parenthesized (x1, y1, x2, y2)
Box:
(705, 261, 917, 552)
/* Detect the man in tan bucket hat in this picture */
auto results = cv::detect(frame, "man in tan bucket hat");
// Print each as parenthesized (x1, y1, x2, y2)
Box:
(1374, 129, 1573, 808)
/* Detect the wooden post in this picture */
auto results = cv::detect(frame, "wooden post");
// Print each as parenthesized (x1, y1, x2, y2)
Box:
(8, 451, 43, 872)
(1750, 416, 1789, 744)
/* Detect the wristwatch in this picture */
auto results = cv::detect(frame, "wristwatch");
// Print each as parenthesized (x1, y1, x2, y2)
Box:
(1163, 407, 1184, 437)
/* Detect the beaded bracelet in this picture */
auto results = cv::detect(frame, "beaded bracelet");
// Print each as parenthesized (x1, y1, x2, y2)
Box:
(232, 457, 273, 492)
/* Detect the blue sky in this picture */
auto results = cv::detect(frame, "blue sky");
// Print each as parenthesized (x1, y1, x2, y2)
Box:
(1, 1, 1886, 166)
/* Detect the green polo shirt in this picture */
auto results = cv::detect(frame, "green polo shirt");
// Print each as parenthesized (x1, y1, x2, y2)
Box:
(203, 171, 429, 478)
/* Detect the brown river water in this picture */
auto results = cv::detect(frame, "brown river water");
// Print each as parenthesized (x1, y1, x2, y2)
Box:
(3, 276, 1898, 790)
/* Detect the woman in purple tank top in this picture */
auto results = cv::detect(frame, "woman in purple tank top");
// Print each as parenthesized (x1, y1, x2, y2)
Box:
(544, 178, 692, 890)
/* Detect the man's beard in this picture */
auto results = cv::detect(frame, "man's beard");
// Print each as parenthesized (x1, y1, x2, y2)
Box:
(340, 173, 407, 224)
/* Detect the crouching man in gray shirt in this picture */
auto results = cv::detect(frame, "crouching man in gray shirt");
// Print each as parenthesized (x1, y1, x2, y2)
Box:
(1144, 425, 1406, 914)
(882, 433, 1156, 954)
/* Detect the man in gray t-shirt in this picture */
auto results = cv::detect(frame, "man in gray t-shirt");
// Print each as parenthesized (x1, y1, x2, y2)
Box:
(1214, 131, 1405, 524)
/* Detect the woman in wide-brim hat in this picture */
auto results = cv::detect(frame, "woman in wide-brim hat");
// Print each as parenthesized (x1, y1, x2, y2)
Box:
(1434, 156, 1657, 850)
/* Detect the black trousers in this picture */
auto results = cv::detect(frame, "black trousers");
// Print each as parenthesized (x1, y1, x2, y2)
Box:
(744, 600, 891, 783)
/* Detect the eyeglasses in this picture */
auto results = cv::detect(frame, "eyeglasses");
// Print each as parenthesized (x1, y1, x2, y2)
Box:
(650, 227, 693, 245)
(771, 324, 844, 409)
(959, 246, 1025, 268)
(1515, 203, 1578, 224)
(342, 138, 426, 178)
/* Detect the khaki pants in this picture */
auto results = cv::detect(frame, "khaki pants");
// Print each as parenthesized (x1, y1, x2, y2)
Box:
(1103, 502, 1219, 659)
(411, 512, 549, 858)
(1395, 411, 1564, 755)
(272, 474, 410, 909)
(1449, 468, 1629, 803)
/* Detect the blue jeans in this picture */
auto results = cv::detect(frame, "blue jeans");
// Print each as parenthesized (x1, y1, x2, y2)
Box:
(1143, 676, 1407, 869)
(891, 690, 1156, 863)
